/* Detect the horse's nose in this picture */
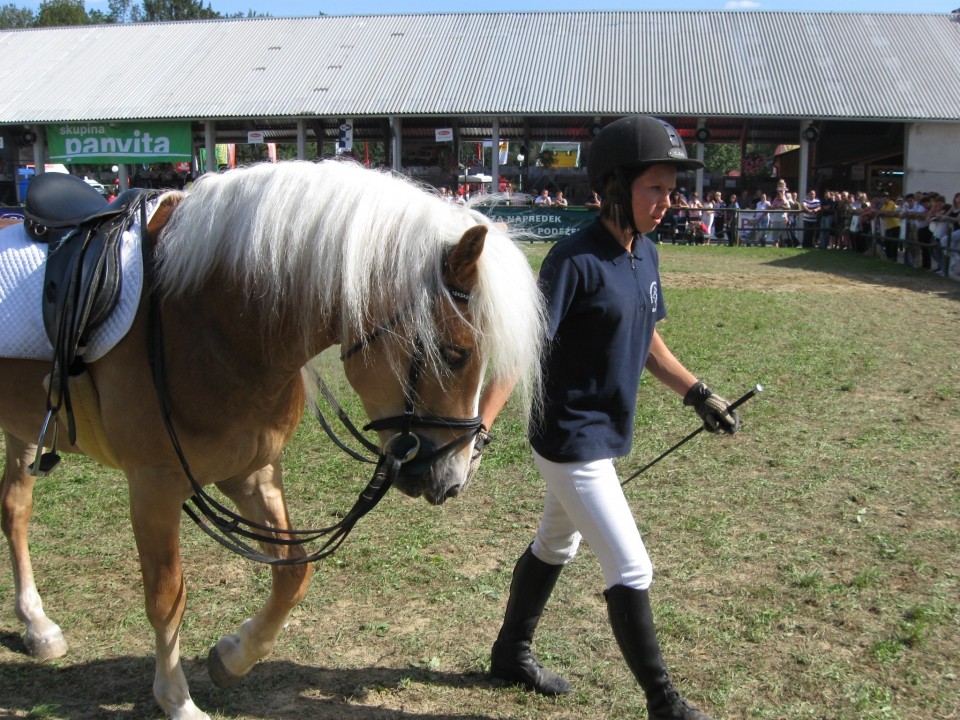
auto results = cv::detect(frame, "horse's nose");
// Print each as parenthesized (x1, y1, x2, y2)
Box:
(444, 483, 462, 500)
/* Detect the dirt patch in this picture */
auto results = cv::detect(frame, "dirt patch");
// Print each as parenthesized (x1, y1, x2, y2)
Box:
(664, 268, 956, 298)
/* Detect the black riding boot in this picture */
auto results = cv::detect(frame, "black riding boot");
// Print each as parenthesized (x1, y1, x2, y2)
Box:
(490, 546, 572, 695)
(605, 584, 714, 720)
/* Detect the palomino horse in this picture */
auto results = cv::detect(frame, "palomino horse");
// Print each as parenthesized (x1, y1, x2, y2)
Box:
(0, 160, 545, 719)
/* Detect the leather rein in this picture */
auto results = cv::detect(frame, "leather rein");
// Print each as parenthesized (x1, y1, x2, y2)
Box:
(143, 212, 482, 565)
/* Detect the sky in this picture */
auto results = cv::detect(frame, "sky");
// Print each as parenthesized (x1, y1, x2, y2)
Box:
(20, 1, 960, 16)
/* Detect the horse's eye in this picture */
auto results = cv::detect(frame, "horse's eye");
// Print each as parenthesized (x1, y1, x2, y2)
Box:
(439, 343, 471, 371)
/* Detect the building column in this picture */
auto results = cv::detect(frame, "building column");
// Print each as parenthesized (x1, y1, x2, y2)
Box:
(491, 117, 500, 195)
(297, 119, 307, 160)
(695, 118, 706, 198)
(798, 119, 818, 201)
(389, 115, 402, 172)
(204, 121, 217, 173)
(31, 125, 45, 174)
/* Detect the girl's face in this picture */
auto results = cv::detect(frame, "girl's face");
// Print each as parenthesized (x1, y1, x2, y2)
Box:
(953, 193, 960, 207)
(630, 164, 677, 234)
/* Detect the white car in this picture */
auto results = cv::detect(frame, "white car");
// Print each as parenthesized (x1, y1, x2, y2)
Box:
(83, 177, 110, 197)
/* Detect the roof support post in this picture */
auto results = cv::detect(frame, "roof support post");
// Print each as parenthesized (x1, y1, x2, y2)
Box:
(31, 125, 45, 175)
(204, 121, 217, 173)
(695, 117, 706, 199)
(389, 115, 402, 172)
(798, 119, 813, 201)
(296, 119, 307, 160)
(491, 117, 500, 196)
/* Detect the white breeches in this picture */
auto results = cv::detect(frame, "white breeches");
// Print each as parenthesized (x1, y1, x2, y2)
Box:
(530, 450, 653, 590)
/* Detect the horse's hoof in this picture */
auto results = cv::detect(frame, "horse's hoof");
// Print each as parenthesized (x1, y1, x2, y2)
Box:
(24, 629, 68, 660)
(207, 645, 244, 689)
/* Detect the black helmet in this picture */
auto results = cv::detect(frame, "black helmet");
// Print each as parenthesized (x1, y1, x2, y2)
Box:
(588, 115, 703, 192)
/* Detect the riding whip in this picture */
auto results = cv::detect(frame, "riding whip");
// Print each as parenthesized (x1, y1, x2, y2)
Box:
(621, 384, 763, 487)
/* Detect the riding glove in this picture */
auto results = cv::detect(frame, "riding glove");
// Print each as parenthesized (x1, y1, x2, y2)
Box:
(683, 381, 740, 434)
(467, 426, 493, 481)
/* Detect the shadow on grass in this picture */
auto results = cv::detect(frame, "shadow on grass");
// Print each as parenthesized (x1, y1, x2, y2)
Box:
(760, 248, 960, 299)
(0, 634, 495, 720)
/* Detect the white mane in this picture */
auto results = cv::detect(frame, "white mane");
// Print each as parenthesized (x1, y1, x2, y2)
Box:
(156, 160, 545, 412)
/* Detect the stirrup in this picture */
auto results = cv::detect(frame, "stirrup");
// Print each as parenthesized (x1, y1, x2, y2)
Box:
(28, 410, 62, 477)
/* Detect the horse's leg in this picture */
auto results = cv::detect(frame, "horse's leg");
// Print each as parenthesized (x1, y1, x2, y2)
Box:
(207, 462, 313, 688)
(1, 431, 69, 659)
(128, 472, 209, 720)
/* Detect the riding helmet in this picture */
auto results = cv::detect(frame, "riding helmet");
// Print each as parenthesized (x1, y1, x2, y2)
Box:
(588, 115, 704, 192)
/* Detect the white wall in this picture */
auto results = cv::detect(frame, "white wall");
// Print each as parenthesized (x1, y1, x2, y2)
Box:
(904, 122, 960, 198)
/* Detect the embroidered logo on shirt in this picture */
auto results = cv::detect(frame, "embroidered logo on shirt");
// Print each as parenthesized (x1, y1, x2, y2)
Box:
(649, 281, 659, 314)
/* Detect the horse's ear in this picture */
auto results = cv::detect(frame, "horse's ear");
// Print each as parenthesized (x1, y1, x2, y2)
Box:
(146, 191, 186, 239)
(446, 225, 486, 289)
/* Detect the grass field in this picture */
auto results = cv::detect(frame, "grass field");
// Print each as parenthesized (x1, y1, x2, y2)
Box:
(2, 244, 959, 720)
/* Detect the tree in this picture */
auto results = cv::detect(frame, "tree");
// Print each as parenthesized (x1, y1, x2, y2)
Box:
(0, 3, 34, 28)
(106, 0, 145, 23)
(35, 0, 88, 26)
(703, 143, 740, 176)
(141, 0, 220, 21)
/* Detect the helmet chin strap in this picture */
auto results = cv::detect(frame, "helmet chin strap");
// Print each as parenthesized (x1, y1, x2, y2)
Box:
(613, 168, 640, 237)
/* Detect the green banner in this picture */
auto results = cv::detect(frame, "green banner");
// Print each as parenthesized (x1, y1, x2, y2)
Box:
(46, 122, 193, 164)
(477, 205, 597, 239)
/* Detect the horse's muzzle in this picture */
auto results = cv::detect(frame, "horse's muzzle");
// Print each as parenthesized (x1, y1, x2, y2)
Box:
(394, 459, 470, 505)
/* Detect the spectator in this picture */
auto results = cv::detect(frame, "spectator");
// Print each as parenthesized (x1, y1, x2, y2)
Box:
(701, 192, 716, 240)
(875, 191, 901, 261)
(938, 192, 960, 278)
(801, 189, 821, 249)
(712, 192, 726, 242)
(535, 189, 554, 206)
(754, 192, 771, 247)
(898, 194, 922, 267)
(819, 190, 837, 249)
(662, 190, 686, 243)
(786, 192, 802, 247)
(914, 193, 936, 270)
(724, 193, 740, 246)
(770, 188, 791, 247)
(555, 191, 569, 208)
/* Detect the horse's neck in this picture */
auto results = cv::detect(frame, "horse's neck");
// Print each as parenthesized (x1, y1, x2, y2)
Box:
(161, 278, 335, 424)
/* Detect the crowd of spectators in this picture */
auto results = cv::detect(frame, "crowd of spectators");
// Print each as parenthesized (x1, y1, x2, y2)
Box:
(435, 179, 960, 281)
(660, 182, 960, 280)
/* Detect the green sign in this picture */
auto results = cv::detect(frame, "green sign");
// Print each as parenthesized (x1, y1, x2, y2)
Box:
(477, 205, 597, 239)
(46, 122, 193, 164)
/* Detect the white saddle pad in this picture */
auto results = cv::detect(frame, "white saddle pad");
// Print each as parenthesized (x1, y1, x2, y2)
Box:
(0, 213, 146, 362)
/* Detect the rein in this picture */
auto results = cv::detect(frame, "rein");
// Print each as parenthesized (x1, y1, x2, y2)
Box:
(143, 221, 480, 565)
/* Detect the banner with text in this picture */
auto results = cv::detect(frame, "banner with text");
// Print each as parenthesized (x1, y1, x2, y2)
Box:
(476, 205, 596, 239)
(47, 122, 193, 164)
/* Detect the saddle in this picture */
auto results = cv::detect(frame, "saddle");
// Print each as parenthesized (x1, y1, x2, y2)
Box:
(23, 172, 155, 475)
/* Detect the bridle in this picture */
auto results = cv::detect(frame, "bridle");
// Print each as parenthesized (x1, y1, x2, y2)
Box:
(327, 285, 484, 477)
(143, 204, 483, 565)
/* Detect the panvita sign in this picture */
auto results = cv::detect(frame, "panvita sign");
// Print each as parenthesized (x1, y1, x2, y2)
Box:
(47, 122, 193, 164)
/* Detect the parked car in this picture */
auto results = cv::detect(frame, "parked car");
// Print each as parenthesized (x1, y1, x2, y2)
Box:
(83, 178, 110, 197)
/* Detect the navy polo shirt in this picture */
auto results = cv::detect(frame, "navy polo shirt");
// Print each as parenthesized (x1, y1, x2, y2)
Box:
(530, 219, 667, 463)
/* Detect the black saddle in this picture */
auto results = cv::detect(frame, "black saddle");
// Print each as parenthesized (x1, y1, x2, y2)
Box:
(23, 172, 157, 474)
(23, 172, 109, 240)
(25, 173, 151, 351)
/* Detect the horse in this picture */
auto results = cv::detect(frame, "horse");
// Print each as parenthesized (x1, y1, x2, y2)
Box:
(0, 160, 546, 720)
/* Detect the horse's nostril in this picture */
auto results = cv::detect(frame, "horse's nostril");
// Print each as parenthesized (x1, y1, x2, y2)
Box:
(445, 484, 462, 499)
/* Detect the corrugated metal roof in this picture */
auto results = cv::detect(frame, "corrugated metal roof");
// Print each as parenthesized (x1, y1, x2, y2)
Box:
(1, 11, 959, 124)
